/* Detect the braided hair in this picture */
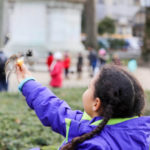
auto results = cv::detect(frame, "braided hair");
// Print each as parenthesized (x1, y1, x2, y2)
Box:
(61, 65, 145, 150)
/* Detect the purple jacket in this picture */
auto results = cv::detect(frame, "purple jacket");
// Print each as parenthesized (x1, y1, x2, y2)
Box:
(20, 80, 150, 150)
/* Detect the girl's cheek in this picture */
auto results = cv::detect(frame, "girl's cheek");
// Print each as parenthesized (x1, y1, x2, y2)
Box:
(82, 92, 85, 102)
(82, 90, 87, 103)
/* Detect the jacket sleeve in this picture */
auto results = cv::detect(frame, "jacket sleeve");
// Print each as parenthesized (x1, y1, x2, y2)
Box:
(21, 80, 83, 137)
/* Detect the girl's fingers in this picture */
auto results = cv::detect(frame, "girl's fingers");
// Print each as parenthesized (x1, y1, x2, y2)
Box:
(16, 63, 26, 73)
(16, 65, 19, 72)
(15, 62, 32, 83)
(16, 65, 21, 73)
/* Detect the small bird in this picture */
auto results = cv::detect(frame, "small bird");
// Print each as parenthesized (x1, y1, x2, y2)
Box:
(5, 50, 33, 82)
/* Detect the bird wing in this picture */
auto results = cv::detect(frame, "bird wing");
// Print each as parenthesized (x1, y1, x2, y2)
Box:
(5, 55, 18, 82)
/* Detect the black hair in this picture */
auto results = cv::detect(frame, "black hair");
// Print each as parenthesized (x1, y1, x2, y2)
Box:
(48, 52, 53, 56)
(61, 65, 145, 150)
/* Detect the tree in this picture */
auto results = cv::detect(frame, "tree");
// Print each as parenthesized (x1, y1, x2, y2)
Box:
(142, 7, 150, 61)
(84, 0, 98, 49)
(98, 17, 115, 35)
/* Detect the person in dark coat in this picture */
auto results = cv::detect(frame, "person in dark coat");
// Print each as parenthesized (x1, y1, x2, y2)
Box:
(87, 47, 97, 77)
(0, 50, 8, 91)
(77, 53, 83, 79)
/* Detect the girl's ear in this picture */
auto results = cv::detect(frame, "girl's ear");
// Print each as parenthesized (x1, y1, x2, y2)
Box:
(92, 97, 101, 112)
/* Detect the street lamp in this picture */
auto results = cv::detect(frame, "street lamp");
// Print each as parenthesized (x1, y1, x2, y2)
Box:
(140, 0, 150, 61)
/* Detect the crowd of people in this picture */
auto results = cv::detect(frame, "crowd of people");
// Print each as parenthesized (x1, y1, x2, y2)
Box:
(46, 48, 107, 88)
(45, 47, 138, 89)
(0, 48, 138, 91)
(46, 51, 85, 88)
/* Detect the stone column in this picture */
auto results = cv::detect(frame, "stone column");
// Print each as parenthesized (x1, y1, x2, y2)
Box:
(46, 0, 85, 52)
(5, 0, 47, 57)
(0, 0, 4, 48)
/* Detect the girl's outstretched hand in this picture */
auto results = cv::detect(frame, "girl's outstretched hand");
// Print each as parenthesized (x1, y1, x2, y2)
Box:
(16, 64, 32, 83)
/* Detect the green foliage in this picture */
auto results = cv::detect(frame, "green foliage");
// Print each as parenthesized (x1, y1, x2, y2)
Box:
(108, 39, 126, 50)
(0, 88, 85, 150)
(97, 38, 126, 51)
(98, 17, 115, 35)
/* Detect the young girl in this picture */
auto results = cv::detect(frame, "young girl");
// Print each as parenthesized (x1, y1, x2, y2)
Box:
(49, 52, 63, 88)
(16, 64, 150, 150)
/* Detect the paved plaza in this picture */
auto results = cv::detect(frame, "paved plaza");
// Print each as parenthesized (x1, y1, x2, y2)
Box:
(8, 65, 150, 92)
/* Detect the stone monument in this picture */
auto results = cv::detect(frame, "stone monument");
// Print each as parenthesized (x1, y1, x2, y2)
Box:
(4, 0, 85, 57)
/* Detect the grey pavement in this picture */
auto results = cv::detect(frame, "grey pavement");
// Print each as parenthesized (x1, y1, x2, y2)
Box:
(8, 65, 150, 92)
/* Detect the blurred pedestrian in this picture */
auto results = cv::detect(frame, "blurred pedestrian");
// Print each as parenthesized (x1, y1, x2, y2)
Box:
(87, 46, 97, 77)
(0, 50, 8, 91)
(77, 53, 83, 79)
(128, 59, 137, 72)
(98, 48, 107, 69)
(4, 33, 10, 45)
(63, 52, 71, 79)
(112, 54, 121, 66)
(49, 52, 63, 88)
(46, 52, 53, 70)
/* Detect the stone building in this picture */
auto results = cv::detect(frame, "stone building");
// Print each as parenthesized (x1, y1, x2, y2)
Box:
(96, 0, 141, 36)
(3, 0, 85, 57)
(133, 8, 145, 38)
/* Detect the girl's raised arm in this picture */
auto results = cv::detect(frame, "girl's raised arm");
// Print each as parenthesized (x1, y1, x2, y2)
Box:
(16, 64, 83, 137)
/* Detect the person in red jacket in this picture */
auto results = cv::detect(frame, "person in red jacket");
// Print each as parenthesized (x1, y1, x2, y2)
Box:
(46, 52, 54, 70)
(49, 52, 63, 88)
(63, 52, 71, 79)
